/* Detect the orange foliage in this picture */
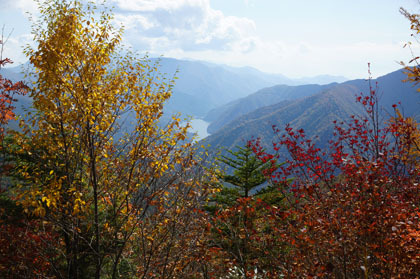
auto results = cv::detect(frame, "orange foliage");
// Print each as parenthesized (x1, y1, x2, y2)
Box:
(248, 84, 420, 277)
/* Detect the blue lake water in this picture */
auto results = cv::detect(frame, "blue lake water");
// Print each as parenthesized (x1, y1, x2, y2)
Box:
(187, 119, 210, 140)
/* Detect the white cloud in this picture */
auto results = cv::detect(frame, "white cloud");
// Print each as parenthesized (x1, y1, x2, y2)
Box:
(16, 0, 37, 11)
(115, 14, 155, 30)
(1, 0, 37, 12)
(1, 33, 33, 65)
(111, 0, 257, 53)
(243, 0, 256, 8)
(3, 0, 411, 78)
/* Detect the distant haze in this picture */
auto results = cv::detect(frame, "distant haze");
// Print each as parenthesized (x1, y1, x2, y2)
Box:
(1, 0, 420, 79)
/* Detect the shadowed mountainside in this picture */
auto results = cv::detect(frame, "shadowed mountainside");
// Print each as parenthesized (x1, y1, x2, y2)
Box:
(205, 83, 339, 134)
(202, 69, 420, 153)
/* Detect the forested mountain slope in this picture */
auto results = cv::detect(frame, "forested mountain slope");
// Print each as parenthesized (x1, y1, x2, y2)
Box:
(202, 69, 420, 152)
(205, 83, 339, 133)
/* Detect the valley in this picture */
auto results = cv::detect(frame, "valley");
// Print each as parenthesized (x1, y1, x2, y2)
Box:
(4, 58, 419, 154)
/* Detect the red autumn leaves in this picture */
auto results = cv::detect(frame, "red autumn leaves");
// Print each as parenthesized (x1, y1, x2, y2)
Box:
(245, 81, 420, 277)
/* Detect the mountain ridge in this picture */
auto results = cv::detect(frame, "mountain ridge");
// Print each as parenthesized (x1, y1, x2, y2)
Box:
(2, 57, 348, 121)
(201, 68, 420, 153)
(205, 82, 340, 133)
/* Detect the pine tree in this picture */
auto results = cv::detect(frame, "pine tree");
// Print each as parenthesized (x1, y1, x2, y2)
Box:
(206, 143, 287, 278)
(209, 142, 284, 210)
(220, 143, 268, 198)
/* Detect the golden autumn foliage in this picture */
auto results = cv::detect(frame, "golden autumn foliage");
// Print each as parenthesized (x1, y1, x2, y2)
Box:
(9, 0, 216, 277)
(389, 109, 420, 167)
(400, 7, 420, 91)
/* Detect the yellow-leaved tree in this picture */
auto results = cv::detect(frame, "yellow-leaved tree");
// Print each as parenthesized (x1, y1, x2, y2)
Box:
(400, 7, 420, 91)
(11, 0, 215, 278)
(398, 8, 420, 166)
(389, 110, 420, 168)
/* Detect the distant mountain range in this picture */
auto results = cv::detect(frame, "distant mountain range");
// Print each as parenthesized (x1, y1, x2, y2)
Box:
(201, 69, 420, 153)
(8, 58, 418, 156)
(151, 58, 348, 118)
(1, 57, 348, 123)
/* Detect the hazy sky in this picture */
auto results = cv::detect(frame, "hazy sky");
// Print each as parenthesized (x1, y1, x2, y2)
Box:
(1, 0, 420, 79)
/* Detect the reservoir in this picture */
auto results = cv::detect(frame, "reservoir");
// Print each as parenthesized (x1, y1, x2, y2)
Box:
(187, 118, 210, 140)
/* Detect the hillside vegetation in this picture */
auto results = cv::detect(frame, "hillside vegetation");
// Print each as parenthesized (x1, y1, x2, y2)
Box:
(0, 1, 419, 278)
(203, 68, 420, 152)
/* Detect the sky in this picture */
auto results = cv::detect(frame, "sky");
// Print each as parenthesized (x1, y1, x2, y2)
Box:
(1, 0, 420, 79)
